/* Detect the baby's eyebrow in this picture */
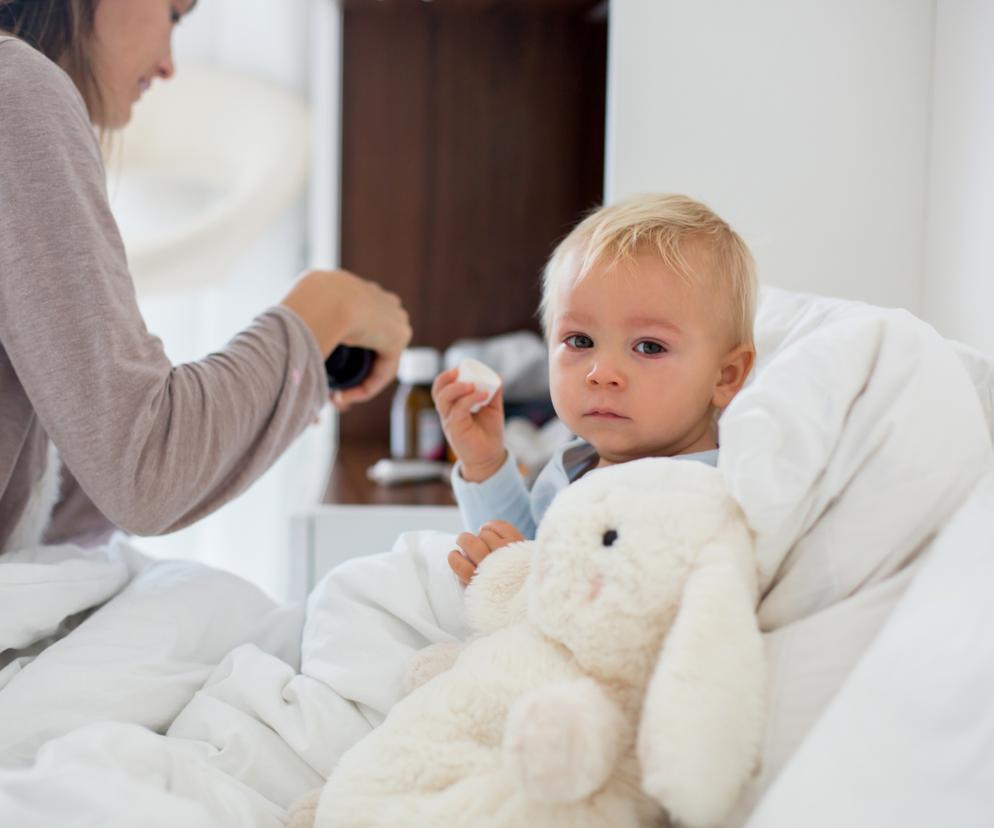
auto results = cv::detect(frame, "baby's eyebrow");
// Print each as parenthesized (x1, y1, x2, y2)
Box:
(625, 315, 683, 335)
(556, 312, 591, 327)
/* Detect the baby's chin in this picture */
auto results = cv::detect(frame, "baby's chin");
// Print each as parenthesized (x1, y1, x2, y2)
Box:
(587, 440, 671, 467)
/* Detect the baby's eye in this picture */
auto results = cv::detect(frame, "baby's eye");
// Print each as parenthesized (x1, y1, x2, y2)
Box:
(634, 340, 666, 356)
(564, 334, 594, 350)
(170, 6, 182, 24)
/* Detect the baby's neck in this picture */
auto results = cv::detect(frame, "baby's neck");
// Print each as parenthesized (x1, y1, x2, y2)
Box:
(595, 434, 719, 470)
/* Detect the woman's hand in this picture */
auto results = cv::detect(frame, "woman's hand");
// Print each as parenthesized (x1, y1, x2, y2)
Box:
(330, 348, 402, 412)
(281, 269, 411, 410)
(432, 367, 506, 482)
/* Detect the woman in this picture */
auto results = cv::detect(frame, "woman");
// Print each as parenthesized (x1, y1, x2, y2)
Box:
(0, 0, 411, 553)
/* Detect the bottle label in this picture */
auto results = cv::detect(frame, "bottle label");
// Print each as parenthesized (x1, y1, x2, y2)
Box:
(390, 396, 408, 459)
(416, 409, 445, 461)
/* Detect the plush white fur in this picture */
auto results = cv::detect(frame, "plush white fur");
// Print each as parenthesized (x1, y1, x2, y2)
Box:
(292, 458, 765, 828)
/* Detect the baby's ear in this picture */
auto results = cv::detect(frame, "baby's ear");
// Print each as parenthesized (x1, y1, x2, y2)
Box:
(712, 344, 755, 409)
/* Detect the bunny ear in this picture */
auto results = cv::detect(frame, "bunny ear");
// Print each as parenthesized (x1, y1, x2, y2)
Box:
(637, 553, 766, 828)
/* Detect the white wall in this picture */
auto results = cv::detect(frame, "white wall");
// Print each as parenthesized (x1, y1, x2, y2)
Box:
(922, 0, 994, 355)
(128, 0, 340, 602)
(605, 0, 935, 312)
(173, 0, 311, 92)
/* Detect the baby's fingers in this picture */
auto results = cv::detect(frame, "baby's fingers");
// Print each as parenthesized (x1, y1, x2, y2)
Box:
(433, 380, 482, 418)
(455, 531, 491, 566)
(447, 549, 476, 586)
(480, 520, 526, 548)
(431, 368, 459, 403)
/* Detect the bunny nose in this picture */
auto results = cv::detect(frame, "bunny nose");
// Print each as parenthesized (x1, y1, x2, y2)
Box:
(587, 574, 603, 602)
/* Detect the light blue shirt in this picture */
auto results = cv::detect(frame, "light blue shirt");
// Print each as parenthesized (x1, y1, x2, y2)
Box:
(451, 439, 719, 539)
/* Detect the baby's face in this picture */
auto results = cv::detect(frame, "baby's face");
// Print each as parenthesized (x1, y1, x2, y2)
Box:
(549, 255, 733, 465)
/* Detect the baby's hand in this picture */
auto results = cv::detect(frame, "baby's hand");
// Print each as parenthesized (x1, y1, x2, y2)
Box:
(448, 520, 526, 586)
(432, 368, 506, 483)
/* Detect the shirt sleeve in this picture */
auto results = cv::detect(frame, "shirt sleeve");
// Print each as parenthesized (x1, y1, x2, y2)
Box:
(0, 42, 327, 536)
(450, 452, 537, 539)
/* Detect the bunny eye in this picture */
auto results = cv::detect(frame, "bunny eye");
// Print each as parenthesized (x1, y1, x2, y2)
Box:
(602, 529, 618, 547)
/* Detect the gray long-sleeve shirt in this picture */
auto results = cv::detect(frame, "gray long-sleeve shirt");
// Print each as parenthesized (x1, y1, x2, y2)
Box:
(0, 36, 327, 552)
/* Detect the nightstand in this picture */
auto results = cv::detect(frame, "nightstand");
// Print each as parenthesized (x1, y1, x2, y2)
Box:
(289, 439, 463, 601)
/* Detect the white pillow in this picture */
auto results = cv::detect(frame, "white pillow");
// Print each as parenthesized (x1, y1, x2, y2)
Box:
(752, 286, 994, 442)
(716, 286, 994, 824)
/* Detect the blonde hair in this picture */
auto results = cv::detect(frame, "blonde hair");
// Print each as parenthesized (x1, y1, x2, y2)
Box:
(540, 193, 757, 347)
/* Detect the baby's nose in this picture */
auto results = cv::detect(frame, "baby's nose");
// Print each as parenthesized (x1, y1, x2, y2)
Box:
(586, 360, 624, 386)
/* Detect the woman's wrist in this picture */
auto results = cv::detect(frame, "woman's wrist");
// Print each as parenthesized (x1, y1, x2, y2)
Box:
(280, 273, 353, 358)
(460, 450, 508, 484)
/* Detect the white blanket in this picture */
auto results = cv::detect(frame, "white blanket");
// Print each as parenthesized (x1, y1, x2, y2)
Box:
(1, 288, 992, 826)
(0, 531, 467, 826)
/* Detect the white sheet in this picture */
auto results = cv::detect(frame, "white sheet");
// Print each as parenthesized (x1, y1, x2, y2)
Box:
(1, 288, 991, 826)
(747, 472, 994, 827)
(0, 530, 467, 826)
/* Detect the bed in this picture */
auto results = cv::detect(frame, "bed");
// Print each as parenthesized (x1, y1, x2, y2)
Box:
(1, 287, 992, 827)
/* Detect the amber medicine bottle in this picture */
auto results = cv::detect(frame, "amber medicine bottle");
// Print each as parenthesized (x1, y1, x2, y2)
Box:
(390, 348, 445, 461)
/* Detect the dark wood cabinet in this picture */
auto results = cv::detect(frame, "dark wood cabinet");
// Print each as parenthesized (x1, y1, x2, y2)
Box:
(337, 0, 607, 442)
(322, 438, 456, 506)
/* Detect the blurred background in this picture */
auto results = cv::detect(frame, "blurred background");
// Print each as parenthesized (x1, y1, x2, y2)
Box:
(111, 0, 994, 599)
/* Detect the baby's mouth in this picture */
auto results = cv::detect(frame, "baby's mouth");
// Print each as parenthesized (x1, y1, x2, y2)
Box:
(585, 409, 629, 419)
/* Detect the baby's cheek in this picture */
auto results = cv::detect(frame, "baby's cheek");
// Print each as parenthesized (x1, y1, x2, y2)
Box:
(549, 379, 581, 431)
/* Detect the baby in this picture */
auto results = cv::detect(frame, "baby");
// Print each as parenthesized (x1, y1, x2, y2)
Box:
(433, 193, 758, 584)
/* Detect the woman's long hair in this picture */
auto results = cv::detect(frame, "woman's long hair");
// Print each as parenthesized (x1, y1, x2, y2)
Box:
(0, 0, 105, 125)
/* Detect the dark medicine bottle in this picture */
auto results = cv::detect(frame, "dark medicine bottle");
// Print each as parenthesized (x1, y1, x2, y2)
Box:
(325, 345, 374, 391)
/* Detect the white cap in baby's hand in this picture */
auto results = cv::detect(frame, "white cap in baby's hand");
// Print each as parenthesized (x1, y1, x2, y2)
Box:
(457, 357, 502, 413)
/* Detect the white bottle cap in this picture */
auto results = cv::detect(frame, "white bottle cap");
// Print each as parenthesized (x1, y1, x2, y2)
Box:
(398, 347, 441, 385)
(457, 357, 502, 413)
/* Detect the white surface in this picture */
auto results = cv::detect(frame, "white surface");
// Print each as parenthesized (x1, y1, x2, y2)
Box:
(173, 0, 312, 92)
(289, 505, 463, 601)
(746, 473, 994, 828)
(109, 63, 311, 298)
(605, 0, 934, 312)
(923, 0, 994, 356)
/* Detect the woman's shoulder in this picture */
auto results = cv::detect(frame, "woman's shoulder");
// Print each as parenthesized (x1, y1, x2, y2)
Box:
(0, 35, 89, 125)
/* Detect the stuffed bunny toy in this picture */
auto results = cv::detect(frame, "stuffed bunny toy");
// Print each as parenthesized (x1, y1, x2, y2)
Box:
(290, 457, 765, 828)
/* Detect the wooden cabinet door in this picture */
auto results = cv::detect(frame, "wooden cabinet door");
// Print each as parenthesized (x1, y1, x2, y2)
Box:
(338, 1, 607, 440)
